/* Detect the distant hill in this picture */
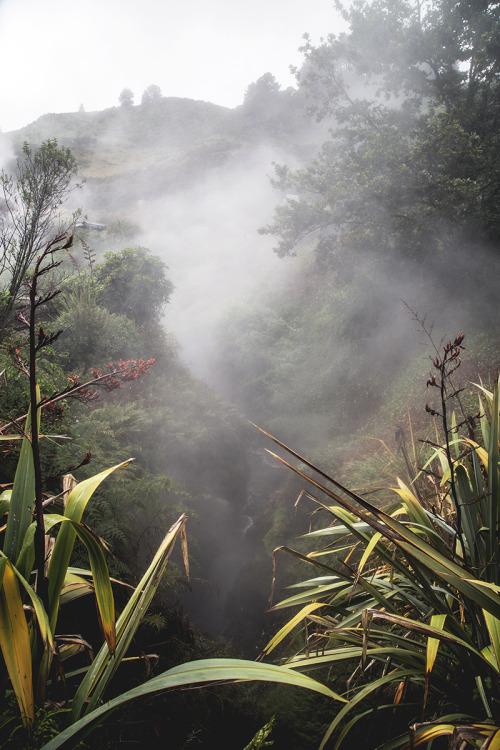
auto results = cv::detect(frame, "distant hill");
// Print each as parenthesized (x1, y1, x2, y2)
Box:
(10, 91, 319, 214)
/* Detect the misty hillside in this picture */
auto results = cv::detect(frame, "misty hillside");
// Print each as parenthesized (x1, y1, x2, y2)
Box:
(1, 85, 334, 656)
(3, 4, 500, 744)
(6, 64, 500, 596)
(8, 88, 333, 390)
(7, 72, 500, 608)
(12, 89, 318, 213)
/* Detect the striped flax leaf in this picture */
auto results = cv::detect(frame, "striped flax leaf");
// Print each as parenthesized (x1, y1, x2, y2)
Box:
(454, 464, 478, 558)
(380, 714, 486, 750)
(15, 511, 114, 651)
(0, 558, 35, 730)
(407, 724, 456, 747)
(366, 610, 494, 671)
(302, 504, 436, 605)
(254, 403, 500, 746)
(483, 608, 500, 671)
(69, 514, 188, 722)
(319, 669, 422, 750)
(487, 378, 500, 583)
(3, 554, 53, 654)
(47, 460, 131, 633)
(392, 480, 435, 536)
(280, 447, 500, 617)
(476, 384, 493, 446)
(67, 521, 115, 653)
(286, 646, 426, 672)
(486, 727, 500, 749)
(59, 574, 94, 606)
(287, 575, 340, 588)
(272, 580, 351, 609)
(260, 602, 324, 658)
(3, 390, 40, 563)
(334, 703, 421, 750)
(426, 614, 447, 678)
(356, 531, 382, 576)
(423, 613, 447, 714)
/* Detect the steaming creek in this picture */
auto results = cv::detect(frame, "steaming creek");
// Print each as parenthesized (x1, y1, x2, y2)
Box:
(172, 447, 279, 653)
(177, 500, 256, 644)
(242, 514, 254, 535)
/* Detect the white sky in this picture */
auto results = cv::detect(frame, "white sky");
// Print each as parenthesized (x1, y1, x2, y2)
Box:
(0, 0, 344, 132)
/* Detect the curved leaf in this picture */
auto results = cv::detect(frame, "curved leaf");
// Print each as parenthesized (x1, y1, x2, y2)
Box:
(70, 514, 187, 721)
(60, 574, 94, 606)
(426, 614, 447, 675)
(319, 669, 421, 749)
(16, 513, 114, 653)
(47, 460, 131, 631)
(42, 659, 345, 750)
(260, 602, 324, 658)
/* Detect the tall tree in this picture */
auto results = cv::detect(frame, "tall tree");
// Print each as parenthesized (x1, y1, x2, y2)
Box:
(0, 140, 80, 328)
(261, 0, 500, 268)
(141, 84, 162, 105)
(94, 246, 174, 327)
(119, 87, 134, 107)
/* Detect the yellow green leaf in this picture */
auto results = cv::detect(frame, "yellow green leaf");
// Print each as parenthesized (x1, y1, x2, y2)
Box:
(357, 532, 382, 576)
(0, 559, 34, 729)
(260, 602, 324, 658)
(485, 727, 500, 750)
(410, 724, 455, 746)
(426, 614, 446, 674)
(47, 460, 131, 632)
(483, 608, 500, 671)
(3, 393, 39, 563)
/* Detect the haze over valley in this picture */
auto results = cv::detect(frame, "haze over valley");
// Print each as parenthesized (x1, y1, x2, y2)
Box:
(1, 2, 500, 747)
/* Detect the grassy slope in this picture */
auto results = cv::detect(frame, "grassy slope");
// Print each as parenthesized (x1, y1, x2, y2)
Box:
(11, 95, 316, 213)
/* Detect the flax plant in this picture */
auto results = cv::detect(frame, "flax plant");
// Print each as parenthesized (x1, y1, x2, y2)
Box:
(257, 342, 500, 748)
(0, 234, 341, 749)
(0, 234, 191, 741)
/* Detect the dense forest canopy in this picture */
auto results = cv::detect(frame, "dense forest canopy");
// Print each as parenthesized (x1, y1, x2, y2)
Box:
(263, 0, 500, 266)
(1, 1, 500, 748)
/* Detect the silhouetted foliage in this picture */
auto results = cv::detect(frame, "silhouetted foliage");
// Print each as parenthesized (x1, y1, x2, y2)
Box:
(261, 0, 500, 267)
(141, 84, 162, 105)
(119, 87, 134, 107)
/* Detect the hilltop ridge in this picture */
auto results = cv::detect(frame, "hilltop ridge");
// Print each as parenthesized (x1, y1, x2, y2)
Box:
(8, 89, 319, 214)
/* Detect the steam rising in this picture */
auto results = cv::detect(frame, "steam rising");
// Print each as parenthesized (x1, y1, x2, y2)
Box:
(135, 146, 297, 382)
(4, 21, 500, 650)
(0, 135, 14, 170)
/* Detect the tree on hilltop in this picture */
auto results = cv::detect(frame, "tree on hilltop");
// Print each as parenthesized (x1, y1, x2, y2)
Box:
(141, 84, 162, 105)
(119, 87, 134, 107)
(244, 72, 281, 107)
